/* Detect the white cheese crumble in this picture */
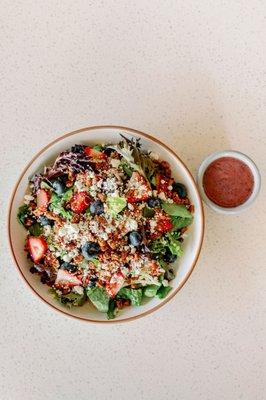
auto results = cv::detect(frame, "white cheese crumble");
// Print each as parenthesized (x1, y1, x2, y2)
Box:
(150, 152, 159, 160)
(58, 224, 79, 242)
(168, 185, 173, 190)
(110, 159, 121, 168)
(158, 192, 167, 201)
(125, 218, 138, 232)
(102, 177, 118, 194)
(43, 225, 52, 236)
(73, 286, 84, 295)
(128, 203, 134, 211)
(149, 220, 157, 233)
(24, 194, 34, 204)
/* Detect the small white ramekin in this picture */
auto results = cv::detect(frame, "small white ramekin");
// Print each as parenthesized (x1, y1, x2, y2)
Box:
(197, 150, 261, 215)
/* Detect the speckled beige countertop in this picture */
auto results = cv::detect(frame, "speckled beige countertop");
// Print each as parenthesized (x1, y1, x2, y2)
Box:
(0, 2, 265, 400)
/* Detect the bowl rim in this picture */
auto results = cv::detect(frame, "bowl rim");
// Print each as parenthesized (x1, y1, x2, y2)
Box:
(7, 125, 205, 324)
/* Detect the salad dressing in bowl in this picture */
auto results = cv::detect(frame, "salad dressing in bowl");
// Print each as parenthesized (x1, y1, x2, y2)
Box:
(198, 150, 260, 214)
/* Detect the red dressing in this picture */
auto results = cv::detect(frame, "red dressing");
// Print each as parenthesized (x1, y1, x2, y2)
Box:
(203, 157, 254, 208)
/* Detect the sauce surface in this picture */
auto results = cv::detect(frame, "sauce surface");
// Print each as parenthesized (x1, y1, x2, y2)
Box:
(203, 157, 254, 208)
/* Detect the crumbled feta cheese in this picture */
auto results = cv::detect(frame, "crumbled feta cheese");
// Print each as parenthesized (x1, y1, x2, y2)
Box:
(150, 152, 159, 160)
(162, 279, 169, 287)
(89, 221, 100, 234)
(149, 220, 157, 233)
(99, 231, 108, 240)
(128, 203, 134, 211)
(125, 218, 138, 232)
(110, 159, 121, 168)
(24, 194, 34, 204)
(75, 180, 86, 191)
(43, 225, 52, 236)
(73, 286, 84, 295)
(152, 190, 158, 196)
(102, 177, 118, 194)
(168, 185, 173, 190)
(166, 198, 174, 203)
(58, 224, 79, 241)
(158, 192, 167, 201)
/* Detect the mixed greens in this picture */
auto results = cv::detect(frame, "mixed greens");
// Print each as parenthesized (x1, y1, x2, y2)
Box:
(17, 135, 193, 319)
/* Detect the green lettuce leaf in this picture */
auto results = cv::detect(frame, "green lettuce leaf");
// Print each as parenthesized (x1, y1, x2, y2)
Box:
(162, 202, 192, 219)
(117, 287, 143, 306)
(143, 285, 160, 298)
(86, 286, 110, 312)
(107, 196, 127, 216)
(156, 285, 172, 299)
(171, 216, 192, 230)
(49, 191, 73, 220)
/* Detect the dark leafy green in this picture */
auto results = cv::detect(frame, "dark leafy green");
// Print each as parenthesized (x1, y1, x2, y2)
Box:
(49, 190, 73, 220)
(156, 285, 172, 299)
(28, 222, 43, 236)
(86, 286, 110, 312)
(142, 206, 155, 218)
(117, 287, 143, 306)
(17, 205, 29, 226)
(107, 299, 117, 320)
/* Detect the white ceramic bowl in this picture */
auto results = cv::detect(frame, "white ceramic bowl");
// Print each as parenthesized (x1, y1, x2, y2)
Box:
(8, 126, 204, 323)
(197, 150, 261, 215)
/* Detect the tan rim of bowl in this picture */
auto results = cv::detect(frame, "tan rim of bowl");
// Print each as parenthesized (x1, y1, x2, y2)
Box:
(7, 125, 205, 324)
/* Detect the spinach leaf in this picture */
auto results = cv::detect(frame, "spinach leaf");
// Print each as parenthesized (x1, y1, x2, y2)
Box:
(17, 204, 29, 226)
(156, 285, 172, 299)
(166, 232, 183, 256)
(142, 206, 155, 218)
(28, 222, 43, 236)
(143, 285, 160, 298)
(86, 286, 110, 312)
(117, 287, 143, 306)
(93, 144, 103, 151)
(121, 161, 133, 177)
(162, 202, 192, 219)
(107, 299, 117, 320)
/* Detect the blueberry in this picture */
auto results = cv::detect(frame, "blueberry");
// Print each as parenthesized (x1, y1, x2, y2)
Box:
(147, 197, 161, 208)
(163, 249, 177, 263)
(40, 271, 49, 284)
(30, 266, 37, 274)
(71, 144, 85, 153)
(52, 179, 65, 196)
(87, 277, 97, 288)
(82, 242, 100, 260)
(128, 231, 142, 247)
(38, 216, 54, 226)
(90, 200, 104, 215)
(172, 182, 187, 198)
(60, 262, 77, 272)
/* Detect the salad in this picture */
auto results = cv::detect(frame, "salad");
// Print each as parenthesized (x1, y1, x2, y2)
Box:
(17, 136, 193, 319)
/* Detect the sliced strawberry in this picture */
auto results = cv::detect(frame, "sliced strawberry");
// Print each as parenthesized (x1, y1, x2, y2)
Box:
(36, 189, 50, 210)
(55, 269, 82, 287)
(84, 146, 107, 160)
(27, 236, 48, 263)
(126, 171, 152, 203)
(149, 212, 173, 239)
(106, 272, 125, 297)
(70, 191, 90, 213)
